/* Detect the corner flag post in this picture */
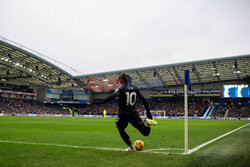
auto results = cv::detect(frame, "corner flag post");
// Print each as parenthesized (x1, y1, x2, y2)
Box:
(184, 70, 191, 155)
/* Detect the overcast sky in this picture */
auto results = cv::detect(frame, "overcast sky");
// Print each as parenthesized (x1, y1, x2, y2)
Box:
(0, 0, 250, 75)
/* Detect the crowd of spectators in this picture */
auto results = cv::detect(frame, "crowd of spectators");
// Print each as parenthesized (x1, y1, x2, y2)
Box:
(0, 97, 68, 115)
(76, 103, 119, 115)
(0, 97, 249, 118)
(144, 101, 206, 117)
(214, 105, 227, 117)
(61, 100, 211, 117)
(214, 104, 250, 118)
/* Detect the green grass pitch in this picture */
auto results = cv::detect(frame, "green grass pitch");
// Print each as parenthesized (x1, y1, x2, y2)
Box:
(0, 116, 249, 167)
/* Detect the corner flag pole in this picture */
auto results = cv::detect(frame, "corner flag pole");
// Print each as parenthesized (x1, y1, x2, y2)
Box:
(184, 84, 188, 154)
(184, 70, 191, 155)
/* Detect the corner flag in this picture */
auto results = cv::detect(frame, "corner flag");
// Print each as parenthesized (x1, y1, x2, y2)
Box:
(184, 70, 191, 91)
(184, 69, 191, 155)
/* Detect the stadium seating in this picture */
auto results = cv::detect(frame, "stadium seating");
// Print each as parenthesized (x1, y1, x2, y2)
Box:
(1, 97, 249, 118)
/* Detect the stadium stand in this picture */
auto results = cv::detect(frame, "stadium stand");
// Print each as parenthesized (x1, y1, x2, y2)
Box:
(0, 37, 249, 119)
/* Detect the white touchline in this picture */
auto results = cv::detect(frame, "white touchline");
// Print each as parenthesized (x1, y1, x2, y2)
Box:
(0, 139, 183, 154)
(188, 123, 249, 155)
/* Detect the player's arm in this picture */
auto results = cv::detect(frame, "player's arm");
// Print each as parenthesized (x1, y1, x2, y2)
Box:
(137, 92, 152, 119)
(91, 85, 122, 105)
(93, 93, 117, 105)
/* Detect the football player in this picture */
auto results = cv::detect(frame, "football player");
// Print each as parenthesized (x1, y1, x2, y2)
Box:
(92, 74, 158, 151)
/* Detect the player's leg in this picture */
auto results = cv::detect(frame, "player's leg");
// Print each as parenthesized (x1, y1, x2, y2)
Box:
(144, 110, 158, 126)
(144, 118, 158, 126)
(116, 116, 134, 151)
(130, 112, 151, 136)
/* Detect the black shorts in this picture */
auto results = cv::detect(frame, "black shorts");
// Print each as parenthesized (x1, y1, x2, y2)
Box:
(116, 110, 145, 130)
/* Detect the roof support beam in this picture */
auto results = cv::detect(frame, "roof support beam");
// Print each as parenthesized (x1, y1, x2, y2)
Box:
(0, 59, 50, 83)
(0, 51, 29, 62)
(234, 60, 240, 81)
(1, 75, 32, 80)
(136, 71, 151, 89)
(167, 68, 179, 85)
(212, 62, 220, 82)
(172, 67, 184, 85)
(0, 66, 12, 72)
(101, 74, 111, 93)
(109, 73, 121, 89)
(153, 69, 168, 88)
(73, 78, 86, 88)
(0, 71, 28, 78)
(0, 50, 46, 68)
(50, 79, 77, 85)
(192, 65, 202, 84)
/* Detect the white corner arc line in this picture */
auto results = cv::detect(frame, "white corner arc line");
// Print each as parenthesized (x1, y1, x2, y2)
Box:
(188, 123, 249, 154)
(144, 151, 185, 155)
(147, 148, 184, 151)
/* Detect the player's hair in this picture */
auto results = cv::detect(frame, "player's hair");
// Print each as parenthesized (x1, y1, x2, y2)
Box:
(117, 73, 131, 84)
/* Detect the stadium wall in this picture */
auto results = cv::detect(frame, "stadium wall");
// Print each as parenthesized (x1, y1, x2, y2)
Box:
(36, 87, 46, 101)
(93, 92, 112, 100)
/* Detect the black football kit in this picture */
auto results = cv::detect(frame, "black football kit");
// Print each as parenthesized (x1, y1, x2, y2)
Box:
(93, 84, 152, 147)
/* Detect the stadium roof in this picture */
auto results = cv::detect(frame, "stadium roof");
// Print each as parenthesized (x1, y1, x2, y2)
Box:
(0, 37, 81, 90)
(0, 37, 249, 92)
(75, 55, 250, 93)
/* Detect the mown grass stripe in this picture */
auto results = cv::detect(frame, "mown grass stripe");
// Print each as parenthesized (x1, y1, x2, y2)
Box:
(188, 123, 249, 154)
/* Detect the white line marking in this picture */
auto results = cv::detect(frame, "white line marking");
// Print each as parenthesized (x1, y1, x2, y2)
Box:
(0, 140, 125, 151)
(143, 150, 185, 155)
(188, 123, 249, 154)
(147, 148, 184, 151)
(0, 140, 183, 154)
